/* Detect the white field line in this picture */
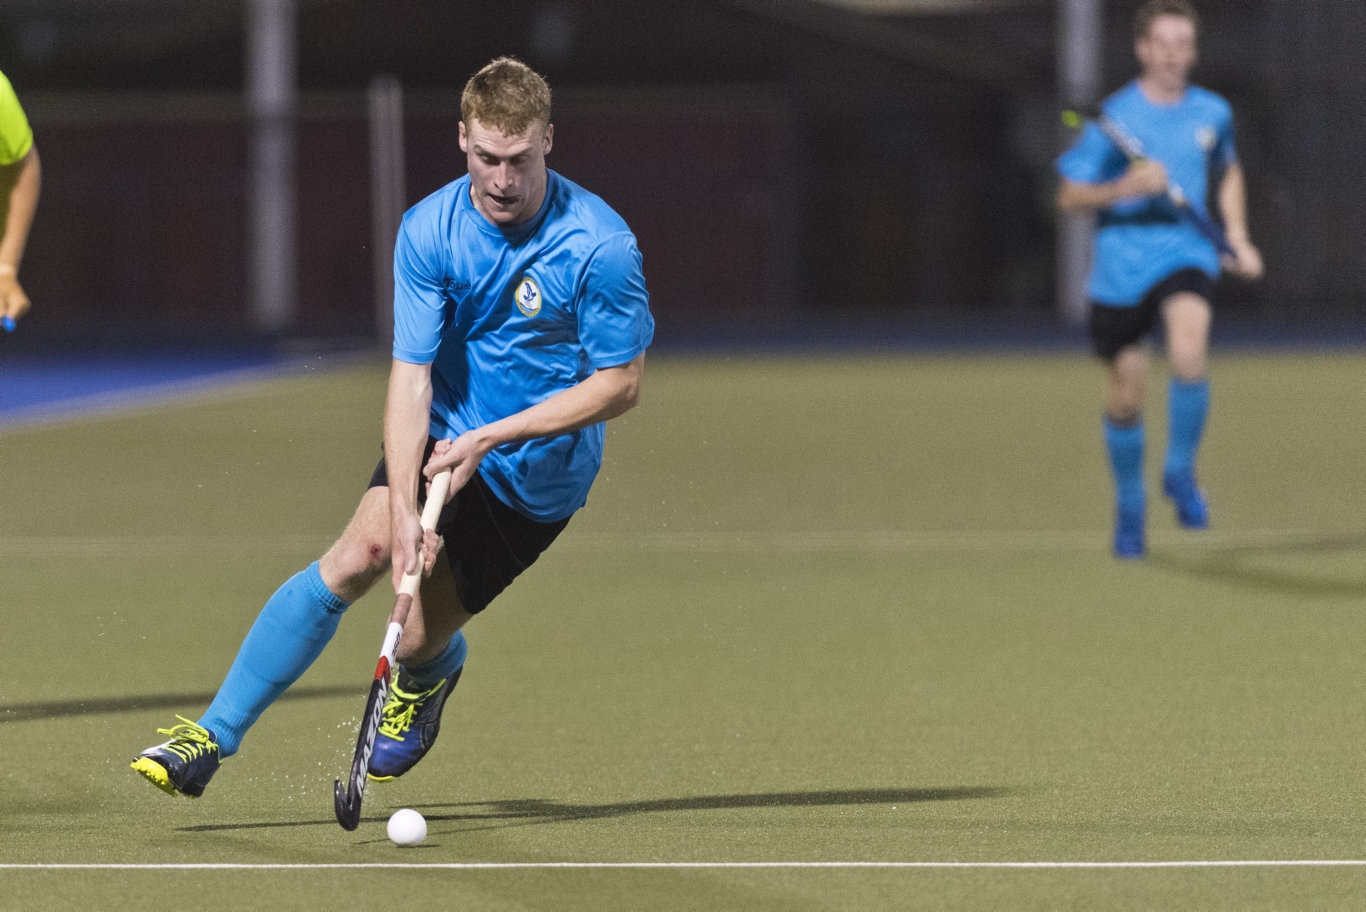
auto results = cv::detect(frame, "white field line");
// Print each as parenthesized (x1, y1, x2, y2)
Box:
(3, 860, 1366, 871)
(0, 527, 1340, 557)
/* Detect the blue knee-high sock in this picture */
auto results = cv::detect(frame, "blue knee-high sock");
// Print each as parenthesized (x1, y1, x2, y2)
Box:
(1165, 377, 1210, 477)
(199, 561, 349, 756)
(398, 631, 468, 692)
(1103, 415, 1146, 514)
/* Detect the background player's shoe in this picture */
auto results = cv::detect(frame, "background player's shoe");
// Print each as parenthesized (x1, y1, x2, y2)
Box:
(1114, 506, 1146, 559)
(1162, 469, 1209, 529)
(368, 669, 461, 781)
(131, 717, 221, 797)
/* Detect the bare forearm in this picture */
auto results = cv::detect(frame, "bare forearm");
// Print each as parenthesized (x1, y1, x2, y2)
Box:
(383, 359, 434, 515)
(471, 356, 642, 455)
(0, 148, 40, 271)
(427, 355, 644, 483)
(1058, 178, 1125, 212)
(1057, 160, 1166, 214)
(1215, 162, 1264, 279)
(1218, 163, 1252, 244)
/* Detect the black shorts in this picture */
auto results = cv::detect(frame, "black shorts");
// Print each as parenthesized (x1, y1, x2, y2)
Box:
(1088, 267, 1215, 362)
(368, 439, 570, 615)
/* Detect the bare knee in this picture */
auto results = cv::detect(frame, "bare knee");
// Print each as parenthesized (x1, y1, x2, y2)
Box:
(1163, 293, 1210, 381)
(1105, 346, 1148, 423)
(316, 487, 393, 601)
(319, 532, 390, 602)
(1168, 351, 1207, 383)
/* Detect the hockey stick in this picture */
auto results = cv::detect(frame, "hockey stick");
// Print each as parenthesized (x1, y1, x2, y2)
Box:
(333, 467, 452, 831)
(1062, 107, 1236, 258)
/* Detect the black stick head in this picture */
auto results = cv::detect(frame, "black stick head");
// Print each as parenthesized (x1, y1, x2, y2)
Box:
(334, 777, 362, 831)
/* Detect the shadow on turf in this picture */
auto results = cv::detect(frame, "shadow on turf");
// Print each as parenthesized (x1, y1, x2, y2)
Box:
(1148, 531, 1366, 598)
(419, 788, 1015, 828)
(0, 685, 358, 724)
(179, 786, 1014, 833)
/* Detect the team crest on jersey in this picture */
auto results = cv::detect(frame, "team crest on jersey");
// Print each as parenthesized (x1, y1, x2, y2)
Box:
(1195, 125, 1217, 152)
(514, 275, 543, 317)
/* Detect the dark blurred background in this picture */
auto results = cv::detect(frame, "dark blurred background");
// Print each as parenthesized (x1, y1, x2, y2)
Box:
(1, 0, 1362, 350)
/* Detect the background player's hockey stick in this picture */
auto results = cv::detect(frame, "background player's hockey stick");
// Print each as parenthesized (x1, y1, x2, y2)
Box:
(1062, 107, 1236, 258)
(333, 467, 452, 831)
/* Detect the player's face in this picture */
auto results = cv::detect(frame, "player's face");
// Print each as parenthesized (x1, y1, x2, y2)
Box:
(459, 117, 554, 227)
(1136, 14, 1197, 96)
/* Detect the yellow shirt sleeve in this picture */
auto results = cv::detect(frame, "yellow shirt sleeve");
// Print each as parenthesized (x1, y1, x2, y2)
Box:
(0, 71, 34, 166)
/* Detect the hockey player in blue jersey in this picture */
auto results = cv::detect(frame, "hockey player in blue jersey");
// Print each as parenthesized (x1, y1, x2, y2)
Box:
(134, 57, 654, 796)
(1056, 0, 1262, 559)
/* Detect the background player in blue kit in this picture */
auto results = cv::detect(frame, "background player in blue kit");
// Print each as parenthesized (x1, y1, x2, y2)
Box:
(133, 57, 654, 796)
(1056, 0, 1263, 559)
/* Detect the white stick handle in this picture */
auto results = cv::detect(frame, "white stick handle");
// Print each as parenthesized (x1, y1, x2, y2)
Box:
(397, 468, 453, 597)
(378, 621, 404, 662)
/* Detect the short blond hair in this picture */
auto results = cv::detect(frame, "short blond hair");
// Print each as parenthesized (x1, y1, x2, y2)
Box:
(460, 57, 551, 135)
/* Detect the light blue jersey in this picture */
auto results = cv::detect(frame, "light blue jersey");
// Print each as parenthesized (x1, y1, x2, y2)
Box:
(1057, 80, 1237, 306)
(392, 169, 654, 521)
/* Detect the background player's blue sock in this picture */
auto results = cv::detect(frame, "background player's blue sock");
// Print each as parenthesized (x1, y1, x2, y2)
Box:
(199, 561, 349, 757)
(398, 630, 467, 692)
(1103, 415, 1146, 514)
(1165, 377, 1210, 478)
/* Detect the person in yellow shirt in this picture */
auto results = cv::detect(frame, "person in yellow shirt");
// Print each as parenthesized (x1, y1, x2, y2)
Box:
(0, 71, 40, 330)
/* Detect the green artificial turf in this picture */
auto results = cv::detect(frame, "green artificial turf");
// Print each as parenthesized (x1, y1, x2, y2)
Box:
(1, 351, 1363, 909)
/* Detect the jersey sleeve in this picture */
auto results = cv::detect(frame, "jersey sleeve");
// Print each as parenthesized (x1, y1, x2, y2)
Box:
(391, 207, 449, 365)
(0, 72, 34, 166)
(1056, 120, 1125, 185)
(576, 231, 654, 369)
